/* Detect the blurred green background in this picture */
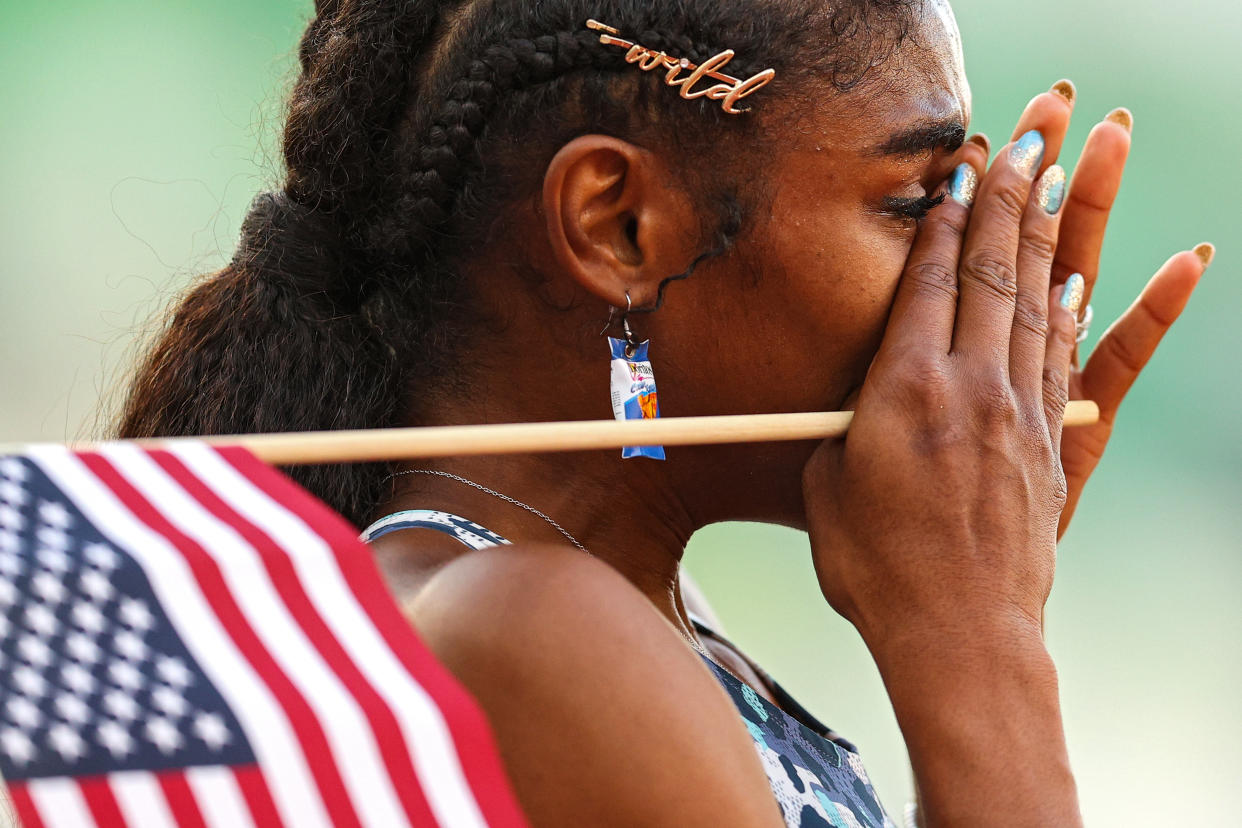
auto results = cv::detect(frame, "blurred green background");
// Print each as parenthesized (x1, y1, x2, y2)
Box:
(1, 1, 1238, 824)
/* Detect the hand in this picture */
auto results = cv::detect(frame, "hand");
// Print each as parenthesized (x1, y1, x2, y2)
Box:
(1057, 246, 1211, 534)
(1017, 105, 1212, 535)
(802, 131, 1076, 643)
(999, 93, 1210, 538)
(802, 96, 1085, 825)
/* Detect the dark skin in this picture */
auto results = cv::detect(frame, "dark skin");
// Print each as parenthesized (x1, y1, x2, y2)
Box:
(373, 2, 1209, 825)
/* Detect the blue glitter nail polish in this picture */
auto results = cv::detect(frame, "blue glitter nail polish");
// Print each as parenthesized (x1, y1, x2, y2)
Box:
(947, 163, 978, 206)
(1060, 273, 1085, 313)
(1011, 130, 1045, 177)
(1036, 165, 1066, 214)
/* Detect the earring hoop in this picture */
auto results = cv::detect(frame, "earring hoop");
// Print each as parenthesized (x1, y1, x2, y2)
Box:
(600, 291, 640, 356)
(620, 292, 639, 356)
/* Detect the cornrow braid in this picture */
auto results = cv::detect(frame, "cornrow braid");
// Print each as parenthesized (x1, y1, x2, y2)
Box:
(283, 0, 454, 211)
(119, 0, 924, 525)
(366, 28, 616, 263)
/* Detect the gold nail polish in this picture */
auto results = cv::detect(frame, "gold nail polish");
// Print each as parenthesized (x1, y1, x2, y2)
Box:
(1050, 79, 1076, 105)
(1194, 242, 1216, 268)
(1106, 107, 1133, 132)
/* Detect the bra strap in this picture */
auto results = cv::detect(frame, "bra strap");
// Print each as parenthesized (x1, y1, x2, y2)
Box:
(359, 509, 511, 550)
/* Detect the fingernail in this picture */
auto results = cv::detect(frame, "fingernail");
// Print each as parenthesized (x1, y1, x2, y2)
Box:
(1194, 242, 1216, 268)
(1050, 79, 1077, 105)
(947, 163, 979, 206)
(1011, 130, 1046, 177)
(1106, 107, 1133, 132)
(967, 133, 991, 156)
(1060, 273, 1086, 313)
(1036, 165, 1067, 214)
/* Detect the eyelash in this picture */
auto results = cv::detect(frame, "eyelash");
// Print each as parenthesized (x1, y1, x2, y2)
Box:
(883, 193, 946, 222)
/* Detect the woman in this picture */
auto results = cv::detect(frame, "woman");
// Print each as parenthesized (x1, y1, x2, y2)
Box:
(118, 0, 1210, 824)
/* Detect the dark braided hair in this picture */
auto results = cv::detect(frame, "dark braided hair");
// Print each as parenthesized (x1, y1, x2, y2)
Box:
(118, 0, 923, 527)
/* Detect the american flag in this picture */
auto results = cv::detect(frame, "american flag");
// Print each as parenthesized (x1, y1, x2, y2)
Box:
(0, 442, 529, 827)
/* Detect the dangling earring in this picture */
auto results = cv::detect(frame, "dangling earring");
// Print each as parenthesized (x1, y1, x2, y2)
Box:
(602, 291, 665, 460)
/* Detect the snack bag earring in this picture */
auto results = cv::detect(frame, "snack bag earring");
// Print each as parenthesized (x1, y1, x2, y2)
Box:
(606, 294, 665, 460)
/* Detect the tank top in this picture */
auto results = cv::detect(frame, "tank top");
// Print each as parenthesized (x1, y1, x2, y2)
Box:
(362, 510, 898, 828)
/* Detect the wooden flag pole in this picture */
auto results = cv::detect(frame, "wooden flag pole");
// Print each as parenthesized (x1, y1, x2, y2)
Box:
(27, 400, 1102, 466)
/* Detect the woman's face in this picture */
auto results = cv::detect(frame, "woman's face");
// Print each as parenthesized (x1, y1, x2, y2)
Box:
(460, 1, 975, 527)
(653, 0, 971, 422)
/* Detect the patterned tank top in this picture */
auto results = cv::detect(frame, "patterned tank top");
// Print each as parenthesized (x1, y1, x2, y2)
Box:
(362, 510, 897, 828)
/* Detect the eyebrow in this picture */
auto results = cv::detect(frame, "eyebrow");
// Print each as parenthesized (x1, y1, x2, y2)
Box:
(871, 119, 967, 157)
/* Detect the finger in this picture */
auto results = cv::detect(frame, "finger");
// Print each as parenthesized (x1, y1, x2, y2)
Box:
(1079, 245, 1211, 423)
(1009, 80, 1077, 175)
(1051, 110, 1133, 298)
(1011, 164, 1068, 406)
(876, 142, 989, 361)
(966, 132, 991, 160)
(951, 130, 1046, 364)
(1043, 274, 1085, 453)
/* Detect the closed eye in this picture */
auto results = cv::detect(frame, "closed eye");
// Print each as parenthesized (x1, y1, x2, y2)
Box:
(882, 192, 946, 222)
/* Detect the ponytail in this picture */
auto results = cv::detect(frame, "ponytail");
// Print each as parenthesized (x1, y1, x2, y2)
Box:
(117, 192, 404, 527)
(118, 1, 456, 526)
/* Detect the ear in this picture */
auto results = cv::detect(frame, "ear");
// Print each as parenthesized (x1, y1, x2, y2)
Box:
(542, 135, 697, 309)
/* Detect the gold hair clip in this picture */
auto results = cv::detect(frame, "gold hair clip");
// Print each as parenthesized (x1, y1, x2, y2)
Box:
(585, 19, 775, 115)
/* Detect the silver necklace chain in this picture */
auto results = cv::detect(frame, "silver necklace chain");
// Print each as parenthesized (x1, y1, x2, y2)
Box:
(384, 469, 589, 553)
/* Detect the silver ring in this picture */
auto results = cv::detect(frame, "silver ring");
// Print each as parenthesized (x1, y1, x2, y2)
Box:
(1075, 303, 1094, 344)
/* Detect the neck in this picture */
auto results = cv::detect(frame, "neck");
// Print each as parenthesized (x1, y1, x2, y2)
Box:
(372, 420, 700, 636)
(369, 263, 812, 634)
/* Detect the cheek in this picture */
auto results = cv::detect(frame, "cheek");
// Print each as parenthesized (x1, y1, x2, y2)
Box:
(660, 199, 916, 418)
(759, 210, 914, 400)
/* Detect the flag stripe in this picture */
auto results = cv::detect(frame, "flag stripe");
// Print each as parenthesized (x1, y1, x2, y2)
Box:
(8, 443, 531, 828)
(152, 449, 438, 826)
(9, 782, 48, 828)
(30, 448, 332, 828)
(184, 766, 256, 828)
(221, 448, 530, 827)
(26, 778, 93, 828)
(157, 772, 207, 828)
(110, 771, 178, 828)
(172, 444, 490, 826)
(74, 451, 360, 828)
(81, 775, 127, 827)
(102, 446, 407, 828)
(232, 766, 282, 828)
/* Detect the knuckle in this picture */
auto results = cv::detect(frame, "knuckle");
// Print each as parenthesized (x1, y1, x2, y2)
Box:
(1100, 330, 1147, 375)
(1042, 365, 1070, 413)
(938, 203, 972, 235)
(1050, 309, 1077, 347)
(972, 373, 1019, 424)
(1042, 361, 1070, 400)
(883, 355, 956, 428)
(905, 261, 959, 303)
(897, 354, 953, 406)
(1137, 291, 1179, 328)
(1019, 230, 1058, 265)
(1012, 294, 1050, 341)
(990, 181, 1030, 223)
(1049, 465, 1069, 508)
(961, 251, 1019, 304)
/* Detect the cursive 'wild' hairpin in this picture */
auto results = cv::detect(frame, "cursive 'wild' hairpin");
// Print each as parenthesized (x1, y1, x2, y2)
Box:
(585, 19, 775, 115)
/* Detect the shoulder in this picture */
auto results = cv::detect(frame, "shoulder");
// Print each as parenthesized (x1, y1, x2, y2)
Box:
(406, 544, 784, 828)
